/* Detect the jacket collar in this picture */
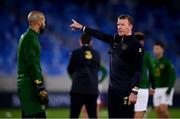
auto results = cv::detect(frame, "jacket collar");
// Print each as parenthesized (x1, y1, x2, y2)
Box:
(27, 28, 39, 36)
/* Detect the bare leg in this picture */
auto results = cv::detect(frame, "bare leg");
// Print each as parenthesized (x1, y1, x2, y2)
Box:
(134, 111, 145, 119)
(81, 105, 88, 119)
(155, 104, 169, 118)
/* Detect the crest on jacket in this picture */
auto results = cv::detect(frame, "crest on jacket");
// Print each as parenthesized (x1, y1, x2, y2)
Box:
(85, 51, 93, 59)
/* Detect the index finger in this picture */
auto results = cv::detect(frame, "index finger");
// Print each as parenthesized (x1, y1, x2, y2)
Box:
(72, 19, 77, 23)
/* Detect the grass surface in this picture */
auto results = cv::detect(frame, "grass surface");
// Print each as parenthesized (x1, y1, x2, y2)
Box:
(0, 107, 180, 118)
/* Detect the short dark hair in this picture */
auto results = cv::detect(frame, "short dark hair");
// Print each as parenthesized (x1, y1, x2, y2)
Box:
(135, 32, 144, 41)
(117, 14, 133, 25)
(154, 41, 165, 49)
(80, 33, 91, 45)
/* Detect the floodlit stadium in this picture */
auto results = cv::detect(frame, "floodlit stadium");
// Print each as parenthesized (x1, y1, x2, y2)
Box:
(0, 0, 180, 118)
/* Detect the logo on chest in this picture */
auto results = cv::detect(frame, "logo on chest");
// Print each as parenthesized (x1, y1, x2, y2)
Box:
(121, 44, 128, 50)
(113, 42, 128, 50)
(84, 51, 93, 59)
(159, 64, 164, 69)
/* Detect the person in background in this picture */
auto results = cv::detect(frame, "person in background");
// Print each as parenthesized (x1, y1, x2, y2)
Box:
(152, 41, 176, 118)
(67, 33, 101, 118)
(134, 32, 155, 119)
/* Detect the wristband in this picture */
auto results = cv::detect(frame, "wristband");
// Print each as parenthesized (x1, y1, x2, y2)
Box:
(82, 25, 86, 31)
(132, 86, 139, 95)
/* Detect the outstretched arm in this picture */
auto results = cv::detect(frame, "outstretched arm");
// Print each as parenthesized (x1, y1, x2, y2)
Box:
(70, 19, 113, 44)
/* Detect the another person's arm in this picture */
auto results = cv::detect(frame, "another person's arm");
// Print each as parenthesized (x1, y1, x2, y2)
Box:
(70, 19, 113, 44)
(24, 36, 48, 105)
(129, 43, 144, 105)
(98, 64, 107, 83)
(166, 61, 176, 95)
(147, 54, 155, 95)
(132, 43, 144, 90)
(67, 51, 76, 79)
(24, 36, 42, 82)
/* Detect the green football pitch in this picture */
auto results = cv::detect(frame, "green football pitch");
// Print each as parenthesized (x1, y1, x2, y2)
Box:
(0, 107, 180, 118)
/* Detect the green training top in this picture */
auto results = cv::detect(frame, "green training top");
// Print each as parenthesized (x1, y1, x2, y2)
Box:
(98, 64, 107, 83)
(17, 28, 43, 81)
(139, 51, 155, 89)
(152, 56, 176, 94)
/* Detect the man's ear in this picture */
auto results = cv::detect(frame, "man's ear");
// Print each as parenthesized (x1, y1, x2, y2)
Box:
(129, 24, 133, 30)
(37, 20, 42, 28)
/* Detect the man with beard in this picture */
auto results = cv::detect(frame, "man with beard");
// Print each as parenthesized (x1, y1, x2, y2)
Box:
(17, 11, 48, 118)
(152, 41, 176, 118)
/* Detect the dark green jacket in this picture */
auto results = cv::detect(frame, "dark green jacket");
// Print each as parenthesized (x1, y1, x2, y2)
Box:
(17, 28, 45, 115)
(17, 28, 43, 81)
(152, 56, 176, 94)
(139, 51, 155, 89)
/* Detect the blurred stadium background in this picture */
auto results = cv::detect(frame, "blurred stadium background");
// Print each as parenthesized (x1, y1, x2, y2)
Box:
(0, 0, 180, 118)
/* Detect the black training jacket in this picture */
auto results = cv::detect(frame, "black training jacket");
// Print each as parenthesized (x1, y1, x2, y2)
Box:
(83, 26, 143, 92)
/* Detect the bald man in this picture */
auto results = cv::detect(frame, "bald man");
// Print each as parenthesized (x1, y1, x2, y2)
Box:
(17, 11, 48, 118)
